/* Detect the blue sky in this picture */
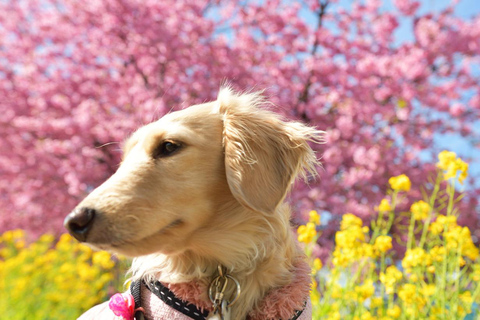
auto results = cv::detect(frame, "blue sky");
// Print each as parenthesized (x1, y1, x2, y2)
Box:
(325, 0, 480, 186)
(401, 0, 480, 184)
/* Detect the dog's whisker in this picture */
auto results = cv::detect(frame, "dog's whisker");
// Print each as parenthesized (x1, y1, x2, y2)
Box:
(95, 141, 120, 149)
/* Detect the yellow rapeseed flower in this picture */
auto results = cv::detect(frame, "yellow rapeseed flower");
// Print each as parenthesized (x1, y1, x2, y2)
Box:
(39, 234, 55, 243)
(297, 222, 317, 244)
(380, 265, 402, 294)
(429, 246, 447, 262)
(388, 174, 411, 192)
(377, 199, 392, 212)
(354, 280, 374, 302)
(430, 215, 457, 235)
(359, 243, 376, 258)
(371, 297, 383, 308)
(460, 291, 473, 305)
(429, 221, 443, 235)
(462, 241, 479, 261)
(402, 248, 427, 269)
(340, 213, 363, 230)
(92, 251, 115, 269)
(374, 235, 393, 253)
(410, 200, 430, 220)
(421, 284, 436, 297)
(326, 311, 341, 320)
(360, 311, 375, 320)
(387, 305, 401, 318)
(398, 283, 416, 304)
(309, 210, 321, 225)
(313, 258, 323, 271)
(457, 159, 469, 184)
(437, 150, 456, 170)
(437, 151, 469, 183)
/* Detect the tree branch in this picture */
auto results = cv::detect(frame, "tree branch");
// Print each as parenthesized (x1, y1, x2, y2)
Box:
(296, 0, 329, 121)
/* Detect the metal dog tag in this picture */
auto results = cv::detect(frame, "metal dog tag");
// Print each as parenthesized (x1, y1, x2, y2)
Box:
(206, 300, 231, 320)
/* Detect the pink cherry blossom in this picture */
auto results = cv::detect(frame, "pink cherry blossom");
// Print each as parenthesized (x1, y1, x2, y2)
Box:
(450, 103, 466, 117)
(0, 0, 479, 250)
(393, 0, 420, 16)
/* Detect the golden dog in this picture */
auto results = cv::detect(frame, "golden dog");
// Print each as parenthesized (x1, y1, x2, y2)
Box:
(65, 87, 323, 320)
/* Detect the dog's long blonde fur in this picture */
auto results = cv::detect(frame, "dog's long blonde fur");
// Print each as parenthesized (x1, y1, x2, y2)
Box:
(72, 87, 324, 319)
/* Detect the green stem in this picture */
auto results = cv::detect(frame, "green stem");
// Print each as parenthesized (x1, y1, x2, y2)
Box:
(380, 252, 386, 316)
(452, 242, 462, 318)
(407, 213, 416, 250)
(384, 191, 398, 235)
(419, 172, 442, 249)
(440, 229, 448, 320)
(446, 179, 455, 216)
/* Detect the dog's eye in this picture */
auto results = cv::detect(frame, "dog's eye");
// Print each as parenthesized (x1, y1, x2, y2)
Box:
(154, 141, 181, 158)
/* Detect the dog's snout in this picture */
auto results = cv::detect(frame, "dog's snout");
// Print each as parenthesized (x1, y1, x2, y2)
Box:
(64, 207, 96, 242)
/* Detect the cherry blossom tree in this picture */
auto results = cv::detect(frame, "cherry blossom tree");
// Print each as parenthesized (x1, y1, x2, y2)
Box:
(1, 0, 479, 246)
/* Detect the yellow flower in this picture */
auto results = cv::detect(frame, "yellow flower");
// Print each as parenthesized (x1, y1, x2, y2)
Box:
(39, 234, 55, 243)
(397, 99, 407, 109)
(421, 284, 436, 297)
(354, 280, 374, 302)
(473, 265, 480, 281)
(437, 150, 457, 170)
(402, 248, 427, 269)
(313, 258, 323, 271)
(360, 243, 376, 258)
(462, 241, 479, 261)
(387, 305, 401, 319)
(437, 151, 469, 183)
(340, 213, 363, 230)
(377, 199, 392, 212)
(430, 215, 458, 236)
(388, 174, 411, 192)
(380, 266, 402, 294)
(457, 159, 469, 184)
(336, 228, 365, 249)
(398, 284, 416, 304)
(374, 235, 393, 253)
(360, 311, 375, 320)
(310, 286, 320, 305)
(429, 221, 443, 235)
(14, 240, 25, 249)
(459, 291, 473, 305)
(297, 222, 317, 244)
(371, 297, 383, 308)
(309, 210, 321, 225)
(92, 251, 115, 269)
(330, 284, 343, 299)
(410, 200, 430, 220)
(430, 246, 446, 262)
(326, 311, 341, 320)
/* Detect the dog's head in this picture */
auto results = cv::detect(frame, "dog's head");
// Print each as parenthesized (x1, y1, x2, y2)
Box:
(64, 87, 323, 256)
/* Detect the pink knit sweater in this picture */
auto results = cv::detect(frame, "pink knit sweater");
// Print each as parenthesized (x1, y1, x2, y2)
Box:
(78, 259, 312, 320)
(79, 291, 311, 320)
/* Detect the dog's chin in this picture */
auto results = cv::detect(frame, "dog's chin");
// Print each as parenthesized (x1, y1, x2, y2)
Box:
(86, 219, 187, 257)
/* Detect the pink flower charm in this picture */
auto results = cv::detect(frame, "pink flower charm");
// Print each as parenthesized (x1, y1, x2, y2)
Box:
(108, 293, 135, 320)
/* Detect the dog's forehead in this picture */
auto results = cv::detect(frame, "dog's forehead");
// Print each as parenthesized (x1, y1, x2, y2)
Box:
(153, 102, 220, 131)
(129, 102, 221, 142)
(162, 102, 217, 123)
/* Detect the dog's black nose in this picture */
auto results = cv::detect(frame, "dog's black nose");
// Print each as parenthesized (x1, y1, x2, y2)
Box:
(64, 207, 96, 242)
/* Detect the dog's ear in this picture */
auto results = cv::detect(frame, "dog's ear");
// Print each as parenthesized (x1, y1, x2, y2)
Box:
(216, 88, 324, 214)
